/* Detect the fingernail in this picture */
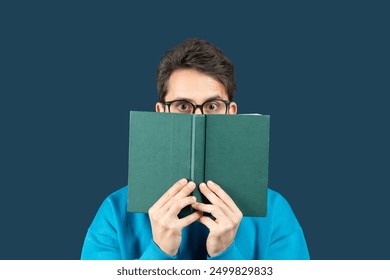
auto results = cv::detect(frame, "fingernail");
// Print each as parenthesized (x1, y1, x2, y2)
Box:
(207, 180, 214, 185)
(199, 183, 206, 188)
(180, 178, 188, 184)
(187, 181, 196, 189)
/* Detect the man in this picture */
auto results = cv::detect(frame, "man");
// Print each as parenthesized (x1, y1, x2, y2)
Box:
(81, 38, 310, 260)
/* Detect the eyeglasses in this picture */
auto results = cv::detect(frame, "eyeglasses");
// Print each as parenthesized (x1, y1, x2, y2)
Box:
(162, 98, 231, 114)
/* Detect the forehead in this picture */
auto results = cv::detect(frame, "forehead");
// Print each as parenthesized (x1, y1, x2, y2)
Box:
(165, 69, 228, 102)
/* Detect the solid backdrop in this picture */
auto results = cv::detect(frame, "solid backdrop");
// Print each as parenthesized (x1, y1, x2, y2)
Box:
(1, 1, 389, 259)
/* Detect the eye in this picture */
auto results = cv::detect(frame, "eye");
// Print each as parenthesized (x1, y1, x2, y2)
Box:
(171, 101, 192, 113)
(206, 102, 219, 111)
(177, 102, 190, 111)
(178, 103, 189, 110)
(203, 100, 227, 114)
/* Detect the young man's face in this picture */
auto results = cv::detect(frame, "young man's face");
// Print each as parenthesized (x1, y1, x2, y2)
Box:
(155, 69, 237, 115)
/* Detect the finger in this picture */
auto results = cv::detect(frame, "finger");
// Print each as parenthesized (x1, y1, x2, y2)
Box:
(150, 178, 188, 211)
(167, 195, 197, 216)
(198, 183, 221, 204)
(173, 181, 196, 199)
(177, 211, 203, 228)
(161, 181, 196, 211)
(206, 180, 241, 213)
(191, 202, 226, 221)
(198, 183, 232, 216)
(156, 182, 196, 216)
(197, 215, 217, 230)
(191, 202, 214, 213)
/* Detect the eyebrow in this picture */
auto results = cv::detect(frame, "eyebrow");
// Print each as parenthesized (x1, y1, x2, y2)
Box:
(170, 95, 222, 103)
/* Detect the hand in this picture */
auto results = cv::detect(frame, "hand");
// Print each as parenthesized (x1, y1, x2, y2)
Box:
(191, 180, 243, 257)
(148, 178, 202, 256)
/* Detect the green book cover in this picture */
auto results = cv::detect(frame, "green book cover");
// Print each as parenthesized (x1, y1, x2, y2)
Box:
(127, 111, 270, 217)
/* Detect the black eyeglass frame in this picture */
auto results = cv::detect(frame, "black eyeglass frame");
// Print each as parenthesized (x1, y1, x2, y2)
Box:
(162, 98, 231, 114)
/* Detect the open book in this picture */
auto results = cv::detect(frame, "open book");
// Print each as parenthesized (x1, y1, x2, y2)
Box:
(127, 111, 270, 217)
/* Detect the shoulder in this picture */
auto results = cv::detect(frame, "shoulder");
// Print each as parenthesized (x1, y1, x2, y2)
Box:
(94, 186, 128, 220)
(265, 188, 302, 231)
(105, 186, 128, 205)
(267, 188, 292, 211)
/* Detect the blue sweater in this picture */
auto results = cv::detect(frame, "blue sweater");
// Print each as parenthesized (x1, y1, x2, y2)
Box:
(81, 186, 309, 260)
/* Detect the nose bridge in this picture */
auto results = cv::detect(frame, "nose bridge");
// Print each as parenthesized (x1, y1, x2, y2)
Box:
(193, 105, 203, 115)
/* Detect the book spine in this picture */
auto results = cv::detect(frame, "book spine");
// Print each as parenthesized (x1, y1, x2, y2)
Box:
(190, 115, 206, 202)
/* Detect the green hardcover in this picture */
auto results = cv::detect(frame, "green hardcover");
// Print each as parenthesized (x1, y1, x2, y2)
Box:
(127, 111, 270, 217)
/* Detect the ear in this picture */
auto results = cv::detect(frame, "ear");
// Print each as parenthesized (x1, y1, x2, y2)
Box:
(228, 101, 237, 115)
(155, 102, 165, 112)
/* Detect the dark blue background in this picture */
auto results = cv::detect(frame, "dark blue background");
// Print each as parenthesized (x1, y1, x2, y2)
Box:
(1, 1, 389, 259)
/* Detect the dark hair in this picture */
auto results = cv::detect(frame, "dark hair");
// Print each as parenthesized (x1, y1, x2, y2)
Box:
(157, 38, 236, 102)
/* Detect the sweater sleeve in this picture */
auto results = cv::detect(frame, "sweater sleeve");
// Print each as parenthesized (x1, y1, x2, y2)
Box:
(139, 239, 179, 260)
(80, 196, 122, 260)
(265, 193, 310, 260)
(81, 192, 178, 260)
(207, 241, 244, 260)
